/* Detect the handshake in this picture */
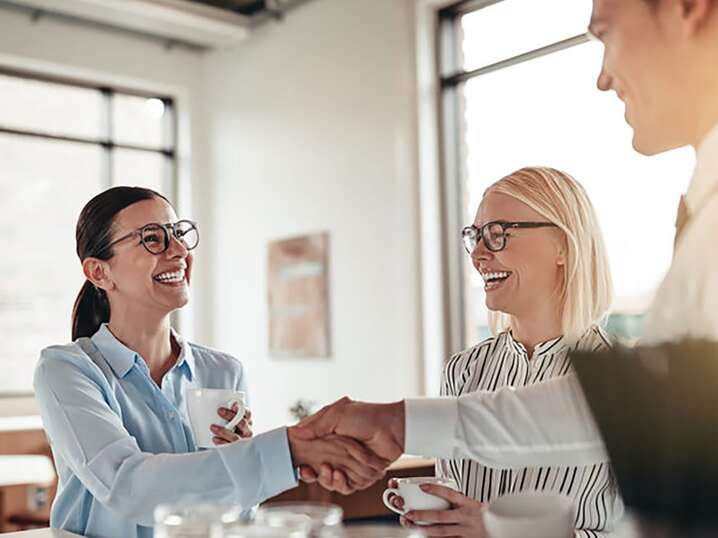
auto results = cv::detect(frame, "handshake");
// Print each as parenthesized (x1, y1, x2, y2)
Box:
(286, 397, 407, 494)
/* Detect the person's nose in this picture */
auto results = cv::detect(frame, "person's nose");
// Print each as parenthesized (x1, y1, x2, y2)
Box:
(166, 230, 189, 258)
(471, 239, 492, 265)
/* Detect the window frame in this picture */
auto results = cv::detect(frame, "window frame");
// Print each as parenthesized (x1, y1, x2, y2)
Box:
(0, 66, 178, 195)
(0, 67, 179, 398)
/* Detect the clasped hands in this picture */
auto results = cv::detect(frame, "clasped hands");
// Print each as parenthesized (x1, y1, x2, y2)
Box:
(286, 397, 406, 494)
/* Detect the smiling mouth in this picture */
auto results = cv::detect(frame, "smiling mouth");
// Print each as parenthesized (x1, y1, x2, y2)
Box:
(481, 271, 512, 291)
(153, 269, 186, 285)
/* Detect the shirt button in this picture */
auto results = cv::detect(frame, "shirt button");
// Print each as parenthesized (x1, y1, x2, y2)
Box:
(167, 412, 176, 420)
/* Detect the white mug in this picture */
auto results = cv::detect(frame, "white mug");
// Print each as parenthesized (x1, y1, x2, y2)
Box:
(482, 492, 575, 538)
(186, 388, 246, 448)
(382, 477, 458, 523)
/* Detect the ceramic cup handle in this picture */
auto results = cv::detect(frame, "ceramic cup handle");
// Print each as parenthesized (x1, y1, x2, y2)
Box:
(223, 399, 246, 431)
(382, 488, 406, 516)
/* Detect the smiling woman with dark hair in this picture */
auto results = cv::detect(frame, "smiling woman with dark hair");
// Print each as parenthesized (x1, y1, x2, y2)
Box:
(34, 186, 385, 538)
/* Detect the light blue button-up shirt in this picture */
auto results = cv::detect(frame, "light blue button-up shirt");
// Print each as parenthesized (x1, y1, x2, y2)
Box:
(33, 324, 298, 538)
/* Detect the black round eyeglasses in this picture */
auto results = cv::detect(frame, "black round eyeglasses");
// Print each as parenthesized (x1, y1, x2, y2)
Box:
(461, 221, 557, 253)
(108, 220, 199, 255)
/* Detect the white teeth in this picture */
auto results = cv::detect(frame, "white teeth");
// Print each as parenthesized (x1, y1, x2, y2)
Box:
(481, 271, 511, 283)
(154, 270, 186, 283)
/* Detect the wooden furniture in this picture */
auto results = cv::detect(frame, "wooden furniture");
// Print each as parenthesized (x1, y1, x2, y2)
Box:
(0, 456, 55, 532)
(262, 456, 435, 521)
(0, 418, 56, 533)
(0, 529, 82, 537)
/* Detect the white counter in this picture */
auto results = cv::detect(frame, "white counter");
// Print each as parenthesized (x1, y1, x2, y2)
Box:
(0, 416, 43, 432)
(0, 455, 55, 487)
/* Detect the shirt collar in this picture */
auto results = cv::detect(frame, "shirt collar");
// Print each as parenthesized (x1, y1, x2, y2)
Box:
(91, 324, 138, 378)
(505, 330, 566, 358)
(171, 328, 195, 382)
(685, 122, 718, 219)
(90, 324, 194, 380)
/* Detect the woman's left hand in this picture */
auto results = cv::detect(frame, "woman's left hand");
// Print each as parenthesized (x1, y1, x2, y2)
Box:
(401, 484, 487, 538)
(211, 406, 253, 445)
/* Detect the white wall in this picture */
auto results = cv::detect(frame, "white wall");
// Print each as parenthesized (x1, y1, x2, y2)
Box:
(0, 0, 425, 429)
(202, 0, 424, 431)
(0, 5, 211, 413)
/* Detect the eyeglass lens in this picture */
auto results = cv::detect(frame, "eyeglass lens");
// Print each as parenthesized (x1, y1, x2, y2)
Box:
(140, 221, 199, 254)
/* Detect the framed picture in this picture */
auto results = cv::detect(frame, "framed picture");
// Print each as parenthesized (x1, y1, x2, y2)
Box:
(268, 232, 330, 358)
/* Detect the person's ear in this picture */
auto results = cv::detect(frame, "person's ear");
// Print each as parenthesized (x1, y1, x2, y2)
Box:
(680, 0, 713, 36)
(553, 232, 568, 266)
(82, 258, 114, 291)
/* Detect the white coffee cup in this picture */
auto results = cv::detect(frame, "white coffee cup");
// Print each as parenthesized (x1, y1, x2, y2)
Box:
(186, 388, 246, 448)
(482, 492, 575, 538)
(382, 477, 458, 522)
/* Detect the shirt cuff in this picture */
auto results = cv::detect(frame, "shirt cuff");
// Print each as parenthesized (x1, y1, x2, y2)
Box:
(218, 427, 298, 507)
(256, 427, 299, 495)
(404, 397, 459, 459)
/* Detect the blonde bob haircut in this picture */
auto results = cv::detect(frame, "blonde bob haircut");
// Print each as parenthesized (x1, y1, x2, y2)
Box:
(485, 166, 613, 342)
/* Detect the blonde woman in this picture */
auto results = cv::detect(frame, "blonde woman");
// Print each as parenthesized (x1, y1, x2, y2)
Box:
(390, 167, 623, 537)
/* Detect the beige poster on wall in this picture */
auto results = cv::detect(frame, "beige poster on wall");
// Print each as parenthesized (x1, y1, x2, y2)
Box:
(268, 232, 330, 358)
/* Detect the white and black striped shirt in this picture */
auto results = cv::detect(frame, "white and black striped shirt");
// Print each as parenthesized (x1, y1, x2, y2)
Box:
(436, 327, 624, 537)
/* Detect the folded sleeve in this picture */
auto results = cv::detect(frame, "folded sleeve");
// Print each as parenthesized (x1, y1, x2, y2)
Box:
(405, 374, 609, 469)
(34, 350, 297, 527)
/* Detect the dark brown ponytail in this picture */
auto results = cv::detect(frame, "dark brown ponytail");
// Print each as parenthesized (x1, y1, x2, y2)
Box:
(71, 281, 111, 341)
(71, 186, 169, 340)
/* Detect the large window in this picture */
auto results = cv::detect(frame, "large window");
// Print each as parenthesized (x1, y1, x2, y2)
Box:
(0, 70, 176, 395)
(439, 0, 695, 349)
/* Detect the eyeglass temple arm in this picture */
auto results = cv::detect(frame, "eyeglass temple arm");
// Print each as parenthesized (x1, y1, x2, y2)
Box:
(106, 230, 139, 248)
(506, 222, 558, 230)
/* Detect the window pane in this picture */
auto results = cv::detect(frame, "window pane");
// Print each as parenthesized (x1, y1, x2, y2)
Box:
(0, 134, 103, 393)
(461, 0, 592, 72)
(112, 94, 166, 149)
(460, 42, 695, 345)
(112, 148, 168, 196)
(0, 73, 103, 139)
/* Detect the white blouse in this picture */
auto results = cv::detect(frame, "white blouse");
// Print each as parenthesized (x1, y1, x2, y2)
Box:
(436, 327, 624, 537)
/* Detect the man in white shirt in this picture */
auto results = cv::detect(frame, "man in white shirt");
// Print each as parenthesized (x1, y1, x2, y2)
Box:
(297, 0, 718, 487)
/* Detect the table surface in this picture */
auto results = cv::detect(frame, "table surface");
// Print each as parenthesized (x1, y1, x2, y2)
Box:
(0, 517, 644, 538)
(387, 455, 434, 471)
